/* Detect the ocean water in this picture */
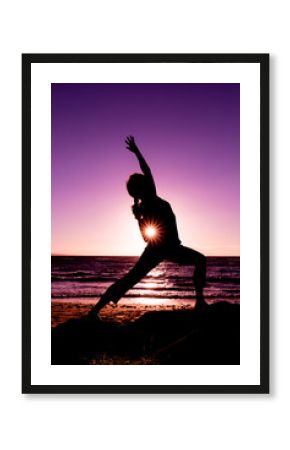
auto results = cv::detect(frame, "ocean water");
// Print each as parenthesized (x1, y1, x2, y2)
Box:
(51, 256, 240, 306)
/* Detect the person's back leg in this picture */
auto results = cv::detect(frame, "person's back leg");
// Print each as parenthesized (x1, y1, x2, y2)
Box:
(89, 247, 162, 316)
(167, 245, 206, 307)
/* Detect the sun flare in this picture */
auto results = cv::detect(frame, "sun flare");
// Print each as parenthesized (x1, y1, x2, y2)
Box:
(145, 226, 157, 238)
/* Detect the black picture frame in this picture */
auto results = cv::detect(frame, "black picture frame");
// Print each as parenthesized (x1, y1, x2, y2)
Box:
(22, 53, 269, 394)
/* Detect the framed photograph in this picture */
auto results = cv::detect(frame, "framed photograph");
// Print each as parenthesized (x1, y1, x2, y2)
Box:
(22, 53, 269, 394)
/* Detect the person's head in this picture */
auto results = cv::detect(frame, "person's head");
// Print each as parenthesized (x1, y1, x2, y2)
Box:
(126, 173, 149, 200)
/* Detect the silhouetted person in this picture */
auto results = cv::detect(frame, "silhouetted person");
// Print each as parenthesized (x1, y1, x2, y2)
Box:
(90, 136, 206, 316)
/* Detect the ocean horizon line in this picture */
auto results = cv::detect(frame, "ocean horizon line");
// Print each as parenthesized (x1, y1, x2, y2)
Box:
(51, 254, 240, 258)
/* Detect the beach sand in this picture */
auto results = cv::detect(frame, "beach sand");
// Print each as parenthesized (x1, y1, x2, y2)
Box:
(52, 300, 240, 365)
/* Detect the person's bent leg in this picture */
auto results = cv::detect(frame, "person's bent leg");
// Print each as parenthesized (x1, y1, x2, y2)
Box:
(166, 245, 207, 307)
(89, 248, 162, 315)
(193, 252, 206, 305)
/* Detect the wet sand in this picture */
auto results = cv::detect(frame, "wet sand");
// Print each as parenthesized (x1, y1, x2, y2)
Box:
(52, 301, 195, 327)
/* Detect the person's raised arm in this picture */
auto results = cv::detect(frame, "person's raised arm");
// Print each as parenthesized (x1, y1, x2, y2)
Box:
(125, 135, 156, 195)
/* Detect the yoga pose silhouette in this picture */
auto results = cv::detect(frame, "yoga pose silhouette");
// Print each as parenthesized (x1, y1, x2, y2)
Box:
(90, 136, 206, 315)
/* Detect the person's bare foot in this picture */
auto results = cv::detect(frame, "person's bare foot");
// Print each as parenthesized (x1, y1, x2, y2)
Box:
(195, 297, 208, 311)
(86, 306, 101, 320)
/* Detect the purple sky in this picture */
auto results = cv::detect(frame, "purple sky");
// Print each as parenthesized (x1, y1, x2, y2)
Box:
(52, 83, 240, 256)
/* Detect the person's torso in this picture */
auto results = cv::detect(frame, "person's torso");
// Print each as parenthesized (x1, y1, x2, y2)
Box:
(137, 197, 180, 247)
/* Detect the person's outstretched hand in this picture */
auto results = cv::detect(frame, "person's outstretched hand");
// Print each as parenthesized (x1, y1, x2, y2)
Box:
(125, 135, 139, 154)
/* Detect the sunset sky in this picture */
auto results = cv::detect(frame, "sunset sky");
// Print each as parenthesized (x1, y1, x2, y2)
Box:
(51, 83, 240, 256)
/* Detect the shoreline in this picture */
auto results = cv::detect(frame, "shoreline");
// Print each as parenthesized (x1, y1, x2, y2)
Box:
(52, 298, 240, 327)
(51, 300, 198, 328)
